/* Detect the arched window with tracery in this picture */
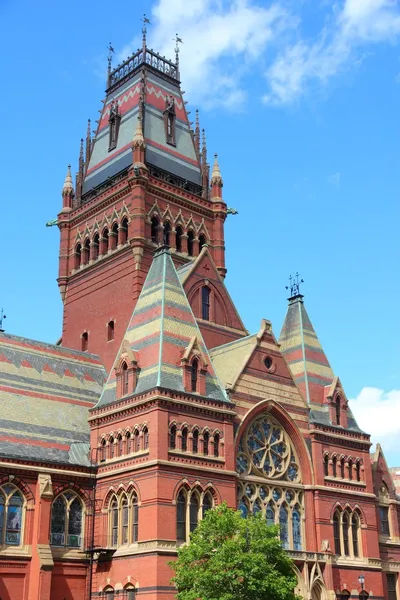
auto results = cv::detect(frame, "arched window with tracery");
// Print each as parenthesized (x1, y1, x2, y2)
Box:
(151, 217, 159, 244)
(323, 454, 329, 476)
(348, 459, 353, 480)
(134, 429, 140, 453)
(342, 511, 350, 556)
(111, 222, 118, 250)
(163, 221, 171, 246)
(126, 431, 131, 454)
(132, 492, 139, 542)
(340, 457, 345, 478)
(102, 228, 109, 255)
(0, 485, 24, 546)
(50, 491, 83, 548)
(143, 426, 149, 450)
(187, 230, 194, 256)
(333, 508, 361, 558)
(117, 434, 123, 457)
(175, 226, 183, 252)
(351, 513, 359, 556)
(100, 438, 107, 462)
(121, 495, 129, 544)
(109, 437, 115, 459)
(124, 586, 136, 600)
(176, 488, 214, 543)
(236, 413, 304, 551)
(111, 497, 119, 546)
(332, 455, 337, 477)
(355, 461, 361, 482)
(202, 492, 213, 518)
(84, 238, 90, 265)
(333, 510, 341, 555)
(190, 492, 200, 533)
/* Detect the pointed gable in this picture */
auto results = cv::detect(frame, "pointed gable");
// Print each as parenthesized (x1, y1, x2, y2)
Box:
(279, 295, 334, 405)
(95, 247, 228, 409)
(177, 246, 248, 347)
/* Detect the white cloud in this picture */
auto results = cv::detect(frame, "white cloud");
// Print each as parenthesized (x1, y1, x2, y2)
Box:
(328, 172, 341, 186)
(120, 0, 293, 110)
(263, 0, 400, 105)
(349, 387, 400, 465)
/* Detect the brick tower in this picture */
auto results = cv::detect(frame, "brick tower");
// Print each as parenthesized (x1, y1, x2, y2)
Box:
(57, 31, 234, 372)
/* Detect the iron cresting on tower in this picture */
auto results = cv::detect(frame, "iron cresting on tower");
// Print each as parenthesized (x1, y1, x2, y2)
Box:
(0, 25, 398, 600)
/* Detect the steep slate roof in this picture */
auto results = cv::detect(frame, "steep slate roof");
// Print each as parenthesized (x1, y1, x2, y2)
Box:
(95, 247, 228, 409)
(279, 295, 334, 405)
(83, 53, 201, 194)
(0, 334, 106, 466)
(210, 334, 257, 389)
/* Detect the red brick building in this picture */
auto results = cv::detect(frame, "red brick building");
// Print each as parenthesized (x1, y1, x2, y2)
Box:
(0, 33, 399, 600)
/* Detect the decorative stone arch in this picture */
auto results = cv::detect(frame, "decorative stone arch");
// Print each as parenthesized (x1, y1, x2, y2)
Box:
(352, 504, 366, 526)
(187, 279, 230, 326)
(126, 481, 141, 504)
(139, 421, 149, 432)
(330, 502, 344, 521)
(103, 488, 118, 511)
(0, 476, 35, 504)
(202, 483, 221, 505)
(52, 482, 91, 507)
(172, 479, 191, 503)
(235, 399, 313, 485)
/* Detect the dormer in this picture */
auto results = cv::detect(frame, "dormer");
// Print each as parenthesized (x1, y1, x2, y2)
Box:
(163, 96, 176, 146)
(108, 101, 121, 152)
(115, 340, 139, 399)
(181, 336, 208, 395)
(325, 377, 348, 428)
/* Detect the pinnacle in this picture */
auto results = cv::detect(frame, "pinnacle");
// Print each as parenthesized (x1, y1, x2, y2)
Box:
(62, 164, 74, 196)
(211, 153, 223, 186)
(132, 114, 145, 148)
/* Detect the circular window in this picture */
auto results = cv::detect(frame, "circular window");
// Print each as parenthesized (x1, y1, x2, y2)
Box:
(264, 356, 274, 370)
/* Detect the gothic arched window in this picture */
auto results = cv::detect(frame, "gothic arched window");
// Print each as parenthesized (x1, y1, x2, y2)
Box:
(332, 455, 337, 477)
(121, 495, 129, 544)
(169, 424, 177, 450)
(111, 222, 119, 251)
(192, 429, 199, 453)
(333, 511, 341, 555)
(50, 492, 83, 548)
(176, 490, 187, 542)
(163, 221, 171, 246)
(111, 497, 119, 546)
(203, 431, 209, 456)
(187, 230, 194, 256)
(93, 233, 100, 261)
(199, 234, 206, 251)
(351, 513, 359, 557)
(120, 217, 128, 245)
(214, 433, 220, 458)
(122, 362, 128, 395)
(0, 486, 24, 546)
(175, 226, 183, 252)
(107, 320, 115, 342)
(132, 492, 139, 542)
(335, 396, 341, 425)
(342, 511, 350, 556)
(202, 286, 210, 321)
(81, 332, 88, 352)
(236, 414, 304, 551)
(202, 492, 213, 518)
(323, 454, 329, 476)
(143, 427, 149, 450)
(191, 359, 198, 393)
(75, 243, 82, 270)
(181, 428, 188, 452)
(190, 493, 200, 533)
(84, 238, 90, 265)
(151, 217, 159, 244)
(102, 228, 109, 255)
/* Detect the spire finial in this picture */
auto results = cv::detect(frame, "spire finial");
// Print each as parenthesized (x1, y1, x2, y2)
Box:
(174, 33, 183, 75)
(201, 128, 207, 165)
(141, 14, 151, 52)
(211, 153, 223, 186)
(107, 42, 114, 86)
(0, 308, 6, 333)
(286, 272, 304, 299)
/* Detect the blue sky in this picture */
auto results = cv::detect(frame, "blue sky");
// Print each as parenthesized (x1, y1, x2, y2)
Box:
(1, 0, 400, 464)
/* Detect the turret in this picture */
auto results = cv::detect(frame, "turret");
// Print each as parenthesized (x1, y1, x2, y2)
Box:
(210, 153, 223, 199)
(210, 153, 227, 278)
(61, 164, 74, 211)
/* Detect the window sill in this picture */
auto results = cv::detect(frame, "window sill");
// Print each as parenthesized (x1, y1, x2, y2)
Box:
(0, 544, 31, 557)
(333, 555, 368, 566)
(51, 546, 86, 560)
(168, 449, 224, 463)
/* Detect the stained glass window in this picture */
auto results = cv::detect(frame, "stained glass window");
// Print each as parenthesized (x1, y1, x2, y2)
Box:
(343, 512, 350, 556)
(333, 512, 341, 555)
(279, 505, 289, 550)
(236, 414, 304, 551)
(51, 492, 83, 548)
(190, 495, 200, 533)
(122, 498, 129, 544)
(6, 491, 23, 546)
(112, 500, 119, 546)
(292, 506, 302, 550)
(351, 514, 359, 557)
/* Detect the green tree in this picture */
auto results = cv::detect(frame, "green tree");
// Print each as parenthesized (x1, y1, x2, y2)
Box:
(169, 503, 298, 600)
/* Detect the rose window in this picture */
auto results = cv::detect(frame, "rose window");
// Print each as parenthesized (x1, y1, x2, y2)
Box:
(236, 415, 300, 482)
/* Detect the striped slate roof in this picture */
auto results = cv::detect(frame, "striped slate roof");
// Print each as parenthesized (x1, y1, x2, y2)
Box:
(279, 295, 334, 405)
(0, 334, 106, 466)
(83, 67, 201, 194)
(95, 247, 228, 409)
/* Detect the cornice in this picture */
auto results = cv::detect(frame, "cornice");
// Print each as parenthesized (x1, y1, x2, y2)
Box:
(96, 457, 237, 480)
(309, 427, 371, 448)
(0, 460, 94, 479)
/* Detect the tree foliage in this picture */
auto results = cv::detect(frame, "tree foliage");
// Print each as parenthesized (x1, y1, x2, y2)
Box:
(169, 503, 298, 600)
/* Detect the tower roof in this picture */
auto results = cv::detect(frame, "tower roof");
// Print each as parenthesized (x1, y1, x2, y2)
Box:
(82, 43, 202, 197)
(62, 164, 74, 195)
(211, 153, 223, 186)
(95, 247, 228, 409)
(279, 294, 334, 405)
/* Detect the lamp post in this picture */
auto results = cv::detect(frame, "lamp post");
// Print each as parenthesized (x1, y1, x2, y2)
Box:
(359, 575, 365, 593)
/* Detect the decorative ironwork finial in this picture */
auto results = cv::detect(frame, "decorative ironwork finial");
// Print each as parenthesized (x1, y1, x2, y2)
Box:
(286, 272, 304, 298)
(107, 42, 115, 79)
(174, 33, 183, 67)
(141, 14, 151, 50)
(0, 308, 6, 333)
